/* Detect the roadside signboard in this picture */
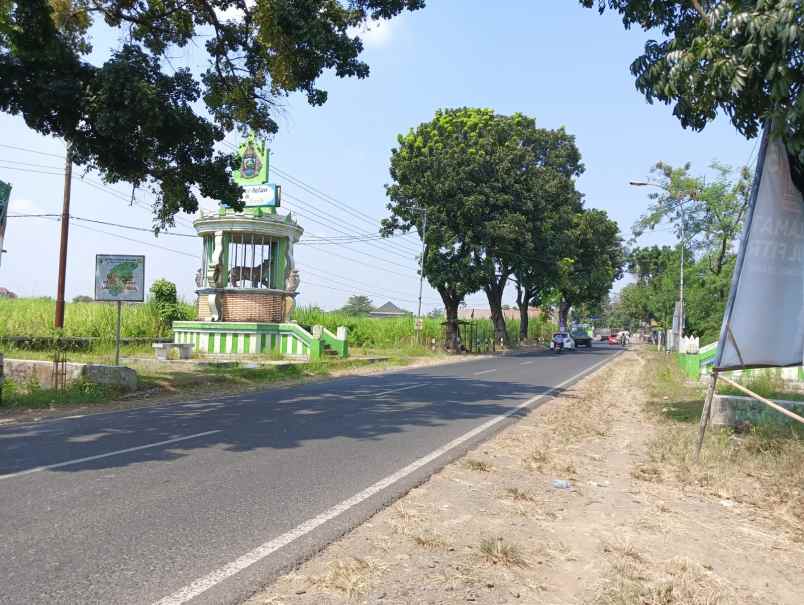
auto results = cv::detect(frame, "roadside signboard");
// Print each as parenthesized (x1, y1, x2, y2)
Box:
(243, 183, 281, 207)
(95, 254, 146, 302)
(415, 317, 424, 331)
(0, 180, 11, 268)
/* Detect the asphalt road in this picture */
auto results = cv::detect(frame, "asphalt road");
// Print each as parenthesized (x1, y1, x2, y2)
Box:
(0, 344, 620, 605)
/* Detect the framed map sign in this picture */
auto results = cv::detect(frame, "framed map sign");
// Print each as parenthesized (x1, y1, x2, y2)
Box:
(95, 254, 145, 302)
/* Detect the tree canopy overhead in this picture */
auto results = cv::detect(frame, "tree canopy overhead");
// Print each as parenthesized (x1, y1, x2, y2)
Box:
(0, 0, 424, 224)
(581, 1, 803, 166)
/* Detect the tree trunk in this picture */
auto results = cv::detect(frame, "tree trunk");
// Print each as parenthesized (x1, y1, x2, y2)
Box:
(443, 300, 460, 352)
(518, 301, 529, 341)
(515, 281, 535, 342)
(558, 299, 571, 330)
(438, 286, 462, 353)
(485, 279, 510, 347)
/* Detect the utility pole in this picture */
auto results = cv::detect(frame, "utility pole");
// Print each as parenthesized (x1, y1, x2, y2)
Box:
(414, 207, 427, 344)
(629, 180, 696, 351)
(55, 143, 72, 329)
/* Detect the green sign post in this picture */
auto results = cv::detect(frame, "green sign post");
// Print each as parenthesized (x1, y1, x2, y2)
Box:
(0, 180, 11, 268)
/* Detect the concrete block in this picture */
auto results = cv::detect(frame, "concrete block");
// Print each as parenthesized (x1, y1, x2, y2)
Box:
(711, 394, 804, 427)
(710, 395, 737, 427)
(3, 359, 137, 392)
(82, 365, 138, 391)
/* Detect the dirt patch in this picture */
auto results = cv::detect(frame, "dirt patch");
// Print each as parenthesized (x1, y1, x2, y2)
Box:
(246, 350, 803, 605)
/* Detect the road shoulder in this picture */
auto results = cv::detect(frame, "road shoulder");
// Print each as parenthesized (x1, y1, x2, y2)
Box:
(246, 349, 802, 605)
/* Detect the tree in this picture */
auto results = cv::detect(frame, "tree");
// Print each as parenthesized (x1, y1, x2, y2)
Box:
(340, 295, 374, 315)
(580, 1, 803, 169)
(149, 278, 189, 335)
(427, 307, 444, 318)
(556, 209, 624, 327)
(475, 117, 584, 346)
(384, 108, 586, 348)
(0, 1, 424, 224)
(512, 168, 582, 340)
(633, 161, 751, 289)
(72, 295, 94, 303)
(382, 108, 500, 350)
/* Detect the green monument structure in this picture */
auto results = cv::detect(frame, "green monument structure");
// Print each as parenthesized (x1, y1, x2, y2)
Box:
(172, 135, 348, 359)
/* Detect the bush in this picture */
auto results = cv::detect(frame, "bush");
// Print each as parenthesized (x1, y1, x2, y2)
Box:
(149, 279, 191, 336)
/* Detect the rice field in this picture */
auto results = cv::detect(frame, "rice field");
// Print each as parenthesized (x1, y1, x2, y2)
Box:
(0, 298, 555, 351)
(0, 297, 194, 339)
(291, 306, 555, 349)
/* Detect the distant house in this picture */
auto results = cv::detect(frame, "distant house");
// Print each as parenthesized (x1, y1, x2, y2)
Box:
(369, 301, 410, 319)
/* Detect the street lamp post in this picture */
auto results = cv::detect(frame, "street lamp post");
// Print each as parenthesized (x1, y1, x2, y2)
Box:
(629, 180, 694, 351)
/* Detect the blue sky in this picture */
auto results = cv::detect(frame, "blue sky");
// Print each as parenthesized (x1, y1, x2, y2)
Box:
(0, 0, 755, 312)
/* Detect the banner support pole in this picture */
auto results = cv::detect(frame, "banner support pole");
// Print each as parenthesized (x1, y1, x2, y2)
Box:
(694, 368, 719, 462)
(115, 300, 122, 367)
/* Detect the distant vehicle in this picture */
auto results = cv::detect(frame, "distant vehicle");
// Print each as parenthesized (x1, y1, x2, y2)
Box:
(570, 328, 593, 348)
(607, 334, 619, 345)
(594, 327, 611, 341)
(551, 332, 575, 353)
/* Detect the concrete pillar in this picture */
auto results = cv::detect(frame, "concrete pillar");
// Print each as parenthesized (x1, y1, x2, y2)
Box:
(709, 395, 737, 428)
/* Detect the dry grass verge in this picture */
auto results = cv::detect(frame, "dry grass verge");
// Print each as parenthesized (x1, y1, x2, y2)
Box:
(246, 349, 803, 605)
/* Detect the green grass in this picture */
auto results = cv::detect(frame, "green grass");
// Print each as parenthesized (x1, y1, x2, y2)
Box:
(646, 352, 804, 438)
(717, 369, 804, 403)
(0, 343, 155, 363)
(1, 379, 120, 410)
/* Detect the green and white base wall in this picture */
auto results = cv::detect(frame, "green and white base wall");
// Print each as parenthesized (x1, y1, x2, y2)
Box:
(172, 321, 348, 360)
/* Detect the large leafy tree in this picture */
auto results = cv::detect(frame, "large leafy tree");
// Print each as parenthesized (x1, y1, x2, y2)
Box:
(0, 0, 424, 224)
(382, 108, 491, 350)
(556, 208, 625, 327)
(382, 108, 585, 348)
(464, 115, 584, 346)
(511, 133, 584, 341)
(581, 1, 803, 169)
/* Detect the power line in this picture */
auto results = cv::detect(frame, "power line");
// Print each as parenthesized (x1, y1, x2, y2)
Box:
(282, 192, 417, 261)
(68, 220, 199, 258)
(0, 145, 446, 305)
(271, 164, 422, 255)
(0, 149, 417, 252)
(220, 140, 420, 256)
(0, 143, 64, 159)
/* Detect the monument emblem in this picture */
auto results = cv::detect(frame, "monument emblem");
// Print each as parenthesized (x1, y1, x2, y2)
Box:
(239, 139, 262, 180)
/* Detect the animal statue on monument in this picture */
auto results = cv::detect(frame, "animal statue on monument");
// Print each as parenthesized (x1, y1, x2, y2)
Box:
(283, 269, 300, 321)
(229, 259, 273, 288)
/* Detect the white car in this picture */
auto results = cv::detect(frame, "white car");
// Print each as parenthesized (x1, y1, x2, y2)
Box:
(550, 332, 575, 351)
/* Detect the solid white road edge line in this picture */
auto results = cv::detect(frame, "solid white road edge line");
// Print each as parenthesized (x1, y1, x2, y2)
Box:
(0, 430, 222, 481)
(152, 353, 617, 605)
(374, 383, 429, 397)
(473, 369, 497, 375)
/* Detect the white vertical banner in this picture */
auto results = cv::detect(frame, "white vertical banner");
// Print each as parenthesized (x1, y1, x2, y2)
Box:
(0, 180, 11, 268)
(716, 130, 804, 370)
